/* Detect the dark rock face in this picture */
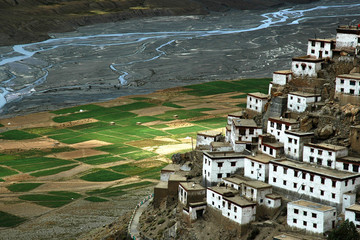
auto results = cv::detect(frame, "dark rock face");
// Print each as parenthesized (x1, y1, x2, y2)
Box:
(0, 0, 318, 46)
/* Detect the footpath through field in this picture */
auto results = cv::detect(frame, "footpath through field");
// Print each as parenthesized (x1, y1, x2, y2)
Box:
(129, 199, 151, 239)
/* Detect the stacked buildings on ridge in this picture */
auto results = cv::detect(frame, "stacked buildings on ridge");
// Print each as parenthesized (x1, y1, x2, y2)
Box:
(154, 25, 360, 236)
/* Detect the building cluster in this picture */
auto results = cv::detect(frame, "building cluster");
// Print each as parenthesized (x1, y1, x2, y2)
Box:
(154, 25, 360, 236)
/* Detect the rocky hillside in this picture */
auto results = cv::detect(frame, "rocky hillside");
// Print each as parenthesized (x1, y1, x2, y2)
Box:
(0, 0, 318, 46)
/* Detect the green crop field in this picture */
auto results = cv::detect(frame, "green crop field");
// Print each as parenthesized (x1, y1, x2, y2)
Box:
(0, 166, 18, 178)
(0, 211, 26, 227)
(0, 130, 39, 140)
(165, 126, 208, 135)
(19, 191, 82, 208)
(87, 181, 154, 197)
(80, 169, 128, 182)
(162, 102, 184, 108)
(7, 183, 43, 192)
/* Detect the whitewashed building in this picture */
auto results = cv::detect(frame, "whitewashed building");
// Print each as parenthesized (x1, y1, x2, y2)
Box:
(303, 143, 348, 169)
(336, 156, 360, 173)
(267, 117, 299, 143)
(345, 204, 360, 229)
(207, 186, 256, 225)
(291, 56, 324, 77)
(268, 70, 293, 94)
(178, 182, 206, 207)
(287, 92, 321, 113)
(269, 159, 360, 208)
(335, 74, 360, 96)
(265, 194, 282, 209)
(307, 38, 335, 59)
(202, 151, 245, 186)
(336, 25, 360, 49)
(210, 142, 233, 152)
(258, 134, 284, 158)
(241, 180, 272, 205)
(160, 164, 181, 181)
(223, 177, 245, 190)
(246, 92, 269, 113)
(230, 119, 262, 152)
(287, 200, 337, 234)
(244, 153, 274, 182)
(196, 130, 222, 149)
(283, 130, 313, 161)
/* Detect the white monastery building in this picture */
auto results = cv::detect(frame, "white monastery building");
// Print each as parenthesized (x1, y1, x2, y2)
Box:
(291, 56, 324, 77)
(269, 159, 360, 208)
(207, 186, 256, 225)
(230, 119, 262, 152)
(345, 204, 360, 229)
(258, 134, 284, 158)
(196, 130, 222, 149)
(178, 182, 206, 207)
(283, 130, 313, 161)
(202, 151, 245, 186)
(303, 143, 348, 169)
(267, 117, 299, 143)
(335, 73, 360, 96)
(335, 25, 360, 49)
(246, 92, 269, 113)
(287, 92, 321, 113)
(244, 153, 274, 182)
(268, 70, 293, 94)
(336, 156, 360, 173)
(307, 38, 335, 59)
(287, 200, 337, 234)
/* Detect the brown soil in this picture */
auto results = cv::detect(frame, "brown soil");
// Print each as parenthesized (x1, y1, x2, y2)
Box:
(70, 140, 112, 149)
(0, 137, 67, 151)
(47, 148, 108, 160)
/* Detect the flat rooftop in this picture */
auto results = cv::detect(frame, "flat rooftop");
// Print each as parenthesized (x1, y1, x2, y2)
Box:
(228, 111, 244, 117)
(285, 130, 314, 137)
(271, 159, 360, 179)
(169, 174, 187, 182)
(161, 164, 181, 172)
(289, 200, 335, 212)
(197, 130, 222, 137)
(288, 91, 321, 98)
(346, 204, 360, 212)
(305, 143, 347, 151)
(273, 70, 292, 75)
(244, 180, 272, 189)
(247, 92, 268, 99)
(263, 141, 284, 149)
(204, 151, 245, 159)
(246, 153, 275, 164)
(266, 193, 281, 200)
(233, 119, 258, 128)
(337, 73, 360, 80)
(308, 38, 335, 43)
(179, 182, 205, 191)
(211, 142, 232, 148)
(292, 55, 325, 62)
(224, 195, 256, 207)
(208, 186, 238, 195)
(223, 176, 246, 185)
(268, 117, 298, 125)
(155, 181, 168, 189)
(337, 156, 360, 163)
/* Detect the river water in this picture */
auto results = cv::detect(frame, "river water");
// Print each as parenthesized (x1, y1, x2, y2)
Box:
(0, 0, 360, 118)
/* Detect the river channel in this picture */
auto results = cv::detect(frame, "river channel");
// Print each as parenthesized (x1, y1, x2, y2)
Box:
(0, 0, 360, 118)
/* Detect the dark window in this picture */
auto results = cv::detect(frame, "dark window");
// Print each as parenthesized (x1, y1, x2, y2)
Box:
(302, 173, 306, 179)
(312, 213, 317, 218)
(273, 165, 277, 172)
(283, 180, 287, 186)
(231, 162, 236, 167)
(304, 211, 307, 216)
(320, 42, 324, 48)
(288, 137, 292, 143)
(310, 175, 314, 181)
(345, 180, 348, 186)
(293, 218, 297, 223)
(310, 156, 314, 163)
(321, 178, 325, 184)
(313, 223, 317, 228)
(293, 183, 297, 188)
(310, 148, 314, 153)
(311, 49, 315, 54)
(355, 212, 360, 221)
(311, 41, 315, 47)
(353, 165, 359, 172)
(222, 201, 225, 207)
(270, 122, 274, 127)
(276, 123, 281, 130)
(303, 221, 307, 226)
(320, 190, 324, 196)
(344, 163, 349, 170)
(318, 150, 323, 155)
(325, 50, 329, 54)
(273, 177, 277, 183)
(317, 158, 323, 165)
(301, 185, 305, 190)
(332, 193, 336, 199)
(341, 88, 344, 92)
(294, 209, 299, 214)
(249, 128, 254, 134)
(332, 180, 336, 187)
(284, 168, 288, 174)
(350, 80, 356, 86)
(353, 179, 356, 185)
(350, 89, 355, 94)
(251, 162, 254, 167)
(234, 206, 237, 213)
(329, 151, 333, 156)
(218, 162, 223, 168)
(327, 160, 332, 167)
(341, 79, 344, 84)
(217, 173, 222, 179)
(310, 187, 313, 193)
(294, 170, 298, 177)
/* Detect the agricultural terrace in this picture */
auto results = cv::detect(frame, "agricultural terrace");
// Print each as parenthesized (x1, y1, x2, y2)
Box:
(0, 78, 270, 227)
